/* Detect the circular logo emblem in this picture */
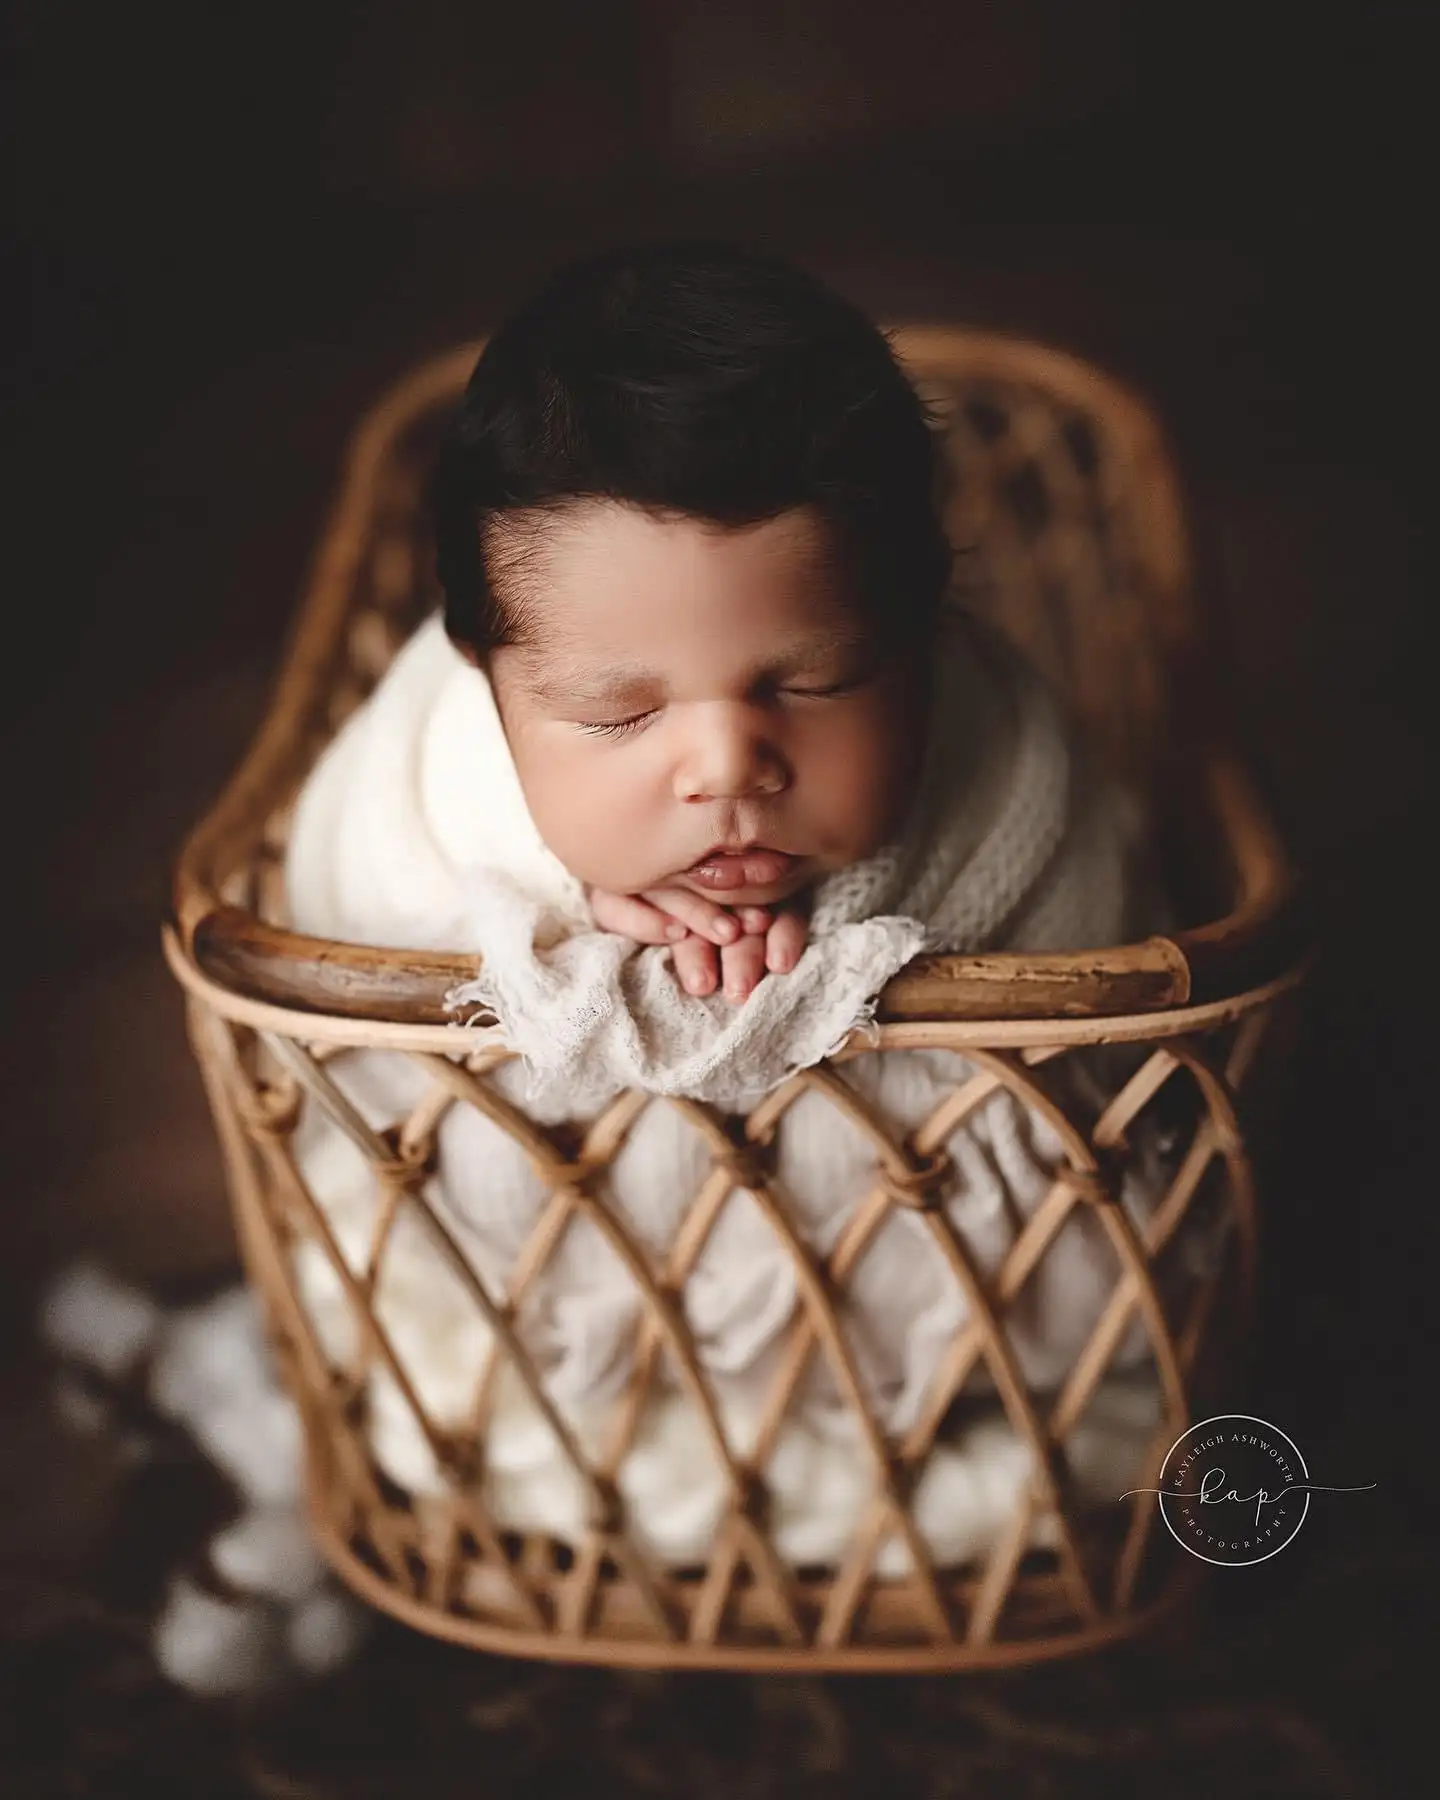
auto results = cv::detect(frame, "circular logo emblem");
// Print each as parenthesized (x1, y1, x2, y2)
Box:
(1154, 1413, 1310, 1566)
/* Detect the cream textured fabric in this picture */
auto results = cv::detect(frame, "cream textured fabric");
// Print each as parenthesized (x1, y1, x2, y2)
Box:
(287, 1075, 1168, 1572)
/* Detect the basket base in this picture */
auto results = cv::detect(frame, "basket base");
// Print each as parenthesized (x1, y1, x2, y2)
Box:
(306, 1482, 1207, 1674)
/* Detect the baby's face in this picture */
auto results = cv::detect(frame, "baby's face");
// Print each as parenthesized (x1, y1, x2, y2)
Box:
(486, 501, 929, 907)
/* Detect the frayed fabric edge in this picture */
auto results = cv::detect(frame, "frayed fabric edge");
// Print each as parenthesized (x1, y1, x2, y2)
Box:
(442, 973, 499, 1027)
(443, 971, 602, 1111)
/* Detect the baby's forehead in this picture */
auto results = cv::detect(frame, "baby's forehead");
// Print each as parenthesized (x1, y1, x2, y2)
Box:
(495, 500, 875, 691)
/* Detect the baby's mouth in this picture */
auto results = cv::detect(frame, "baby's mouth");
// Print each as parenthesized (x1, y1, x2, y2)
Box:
(686, 846, 797, 891)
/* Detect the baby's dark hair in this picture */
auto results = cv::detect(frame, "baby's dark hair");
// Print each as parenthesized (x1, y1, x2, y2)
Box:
(432, 242, 954, 655)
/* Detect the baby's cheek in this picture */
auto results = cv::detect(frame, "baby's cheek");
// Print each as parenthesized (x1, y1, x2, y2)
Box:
(803, 710, 919, 856)
(524, 756, 602, 843)
(516, 749, 656, 885)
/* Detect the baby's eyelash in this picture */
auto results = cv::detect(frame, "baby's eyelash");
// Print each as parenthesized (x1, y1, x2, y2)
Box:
(577, 711, 655, 739)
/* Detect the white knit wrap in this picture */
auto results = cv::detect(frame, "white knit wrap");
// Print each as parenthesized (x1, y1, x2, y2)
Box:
(807, 606, 1078, 945)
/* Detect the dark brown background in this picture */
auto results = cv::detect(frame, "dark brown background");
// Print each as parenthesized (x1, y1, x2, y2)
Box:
(1, 5, 1430, 1794)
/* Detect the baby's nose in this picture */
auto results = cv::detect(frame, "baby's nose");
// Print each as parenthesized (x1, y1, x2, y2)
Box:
(673, 707, 790, 802)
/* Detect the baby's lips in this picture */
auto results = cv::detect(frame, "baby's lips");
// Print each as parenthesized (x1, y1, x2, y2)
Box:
(689, 848, 796, 890)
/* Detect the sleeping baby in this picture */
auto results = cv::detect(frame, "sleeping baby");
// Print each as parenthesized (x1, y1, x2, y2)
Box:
(281, 244, 1179, 1545)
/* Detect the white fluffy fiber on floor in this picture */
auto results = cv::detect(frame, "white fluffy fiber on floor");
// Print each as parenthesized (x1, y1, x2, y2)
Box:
(151, 1565, 370, 1696)
(210, 1507, 329, 1602)
(39, 1263, 368, 1698)
(39, 1262, 161, 1378)
(153, 1578, 290, 1699)
(285, 1586, 370, 1676)
(148, 1285, 307, 1509)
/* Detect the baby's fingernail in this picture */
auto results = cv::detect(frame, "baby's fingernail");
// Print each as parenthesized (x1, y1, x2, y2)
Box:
(715, 917, 739, 943)
(666, 922, 687, 941)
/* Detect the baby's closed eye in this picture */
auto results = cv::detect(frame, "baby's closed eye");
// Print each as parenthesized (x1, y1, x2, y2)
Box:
(573, 671, 871, 738)
(769, 673, 868, 699)
(576, 711, 657, 739)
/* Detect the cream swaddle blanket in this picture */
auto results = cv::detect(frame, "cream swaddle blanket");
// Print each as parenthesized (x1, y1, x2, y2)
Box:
(283, 606, 1184, 1567)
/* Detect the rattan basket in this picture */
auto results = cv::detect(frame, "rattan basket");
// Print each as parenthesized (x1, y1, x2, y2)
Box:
(164, 327, 1305, 1672)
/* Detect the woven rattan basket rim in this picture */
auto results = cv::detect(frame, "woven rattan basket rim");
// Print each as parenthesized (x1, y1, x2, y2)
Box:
(163, 920, 1304, 1054)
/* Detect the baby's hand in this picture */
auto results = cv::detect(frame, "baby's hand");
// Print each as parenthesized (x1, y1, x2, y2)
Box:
(586, 886, 810, 1004)
(673, 893, 810, 1004)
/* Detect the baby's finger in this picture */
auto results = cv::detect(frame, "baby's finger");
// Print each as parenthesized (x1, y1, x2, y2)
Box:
(718, 933, 769, 1004)
(764, 906, 810, 974)
(587, 887, 687, 945)
(737, 906, 773, 936)
(640, 887, 742, 947)
(672, 933, 720, 996)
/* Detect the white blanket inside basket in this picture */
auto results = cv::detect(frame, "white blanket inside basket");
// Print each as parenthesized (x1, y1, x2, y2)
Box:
(288, 1080, 1173, 1574)
(281, 607, 1189, 1570)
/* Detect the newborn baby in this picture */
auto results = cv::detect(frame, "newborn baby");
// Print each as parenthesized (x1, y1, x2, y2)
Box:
(283, 245, 1177, 1519)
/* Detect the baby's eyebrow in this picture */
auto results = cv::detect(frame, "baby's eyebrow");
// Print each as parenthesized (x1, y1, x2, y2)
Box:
(766, 631, 871, 678)
(520, 660, 656, 707)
